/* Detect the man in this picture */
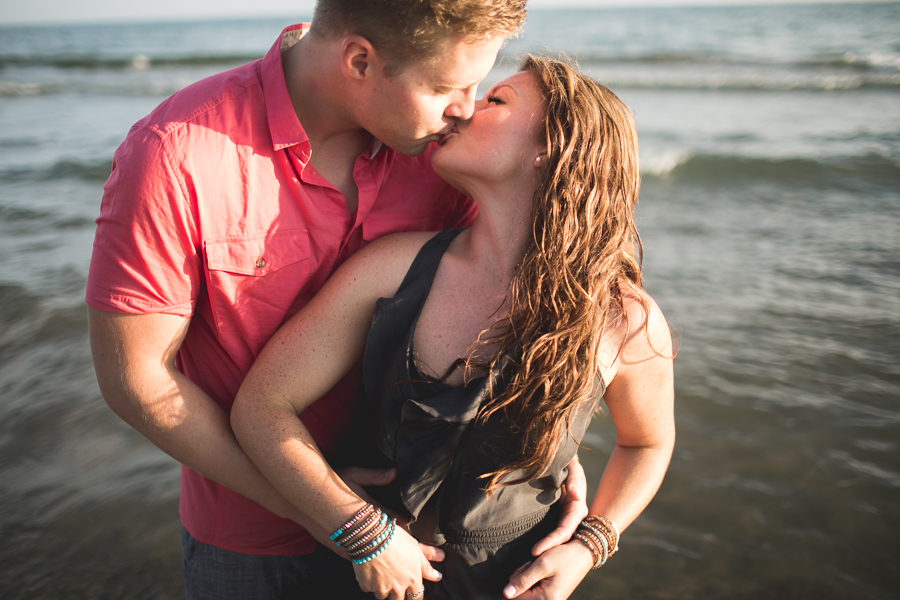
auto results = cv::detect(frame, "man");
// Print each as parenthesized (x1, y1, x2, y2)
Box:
(87, 1, 585, 597)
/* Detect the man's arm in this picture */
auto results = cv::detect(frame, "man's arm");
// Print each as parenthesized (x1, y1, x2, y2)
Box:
(88, 292, 446, 562)
(88, 307, 323, 534)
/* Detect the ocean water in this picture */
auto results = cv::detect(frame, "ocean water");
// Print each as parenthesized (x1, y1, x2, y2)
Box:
(1, 3, 898, 599)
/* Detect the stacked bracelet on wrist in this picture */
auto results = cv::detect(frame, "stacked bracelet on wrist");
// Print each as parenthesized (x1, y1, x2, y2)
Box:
(330, 504, 398, 565)
(572, 515, 619, 570)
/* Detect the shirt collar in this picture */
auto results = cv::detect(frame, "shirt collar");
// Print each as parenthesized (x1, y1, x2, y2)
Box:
(369, 139, 384, 159)
(262, 24, 311, 152)
(262, 23, 387, 161)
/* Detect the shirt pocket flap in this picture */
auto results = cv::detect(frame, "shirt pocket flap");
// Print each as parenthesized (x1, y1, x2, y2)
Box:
(205, 230, 310, 276)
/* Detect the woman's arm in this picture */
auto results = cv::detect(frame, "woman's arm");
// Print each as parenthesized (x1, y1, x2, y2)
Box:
(504, 292, 676, 599)
(584, 291, 676, 529)
(231, 232, 443, 599)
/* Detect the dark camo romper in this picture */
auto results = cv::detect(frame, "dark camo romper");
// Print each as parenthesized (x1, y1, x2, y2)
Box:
(351, 228, 603, 599)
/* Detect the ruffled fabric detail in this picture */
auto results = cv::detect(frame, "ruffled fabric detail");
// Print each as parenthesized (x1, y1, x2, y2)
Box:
(379, 356, 512, 543)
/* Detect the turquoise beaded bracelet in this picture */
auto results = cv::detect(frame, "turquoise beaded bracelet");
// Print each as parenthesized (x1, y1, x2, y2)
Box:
(350, 518, 394, 558)
(351, 519, 397, 565)
(330, 504, 375, 541)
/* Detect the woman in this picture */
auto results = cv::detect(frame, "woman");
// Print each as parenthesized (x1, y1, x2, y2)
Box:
(232, 56, 675, 600)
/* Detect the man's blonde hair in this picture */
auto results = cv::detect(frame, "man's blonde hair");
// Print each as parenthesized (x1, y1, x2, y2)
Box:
(312, 0, 527, 74)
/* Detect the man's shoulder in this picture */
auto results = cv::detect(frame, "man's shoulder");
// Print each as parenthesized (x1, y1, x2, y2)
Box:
(136, 59, 265, 143)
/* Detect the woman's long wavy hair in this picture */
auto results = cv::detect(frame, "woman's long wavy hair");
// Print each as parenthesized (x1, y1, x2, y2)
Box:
(472, 55, 645, 493)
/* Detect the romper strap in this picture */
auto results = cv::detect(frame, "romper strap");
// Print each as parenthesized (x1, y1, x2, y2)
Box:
(394, 227, 466, 295)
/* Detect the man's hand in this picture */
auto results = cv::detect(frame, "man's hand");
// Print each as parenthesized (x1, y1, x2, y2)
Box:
(336, 466, 445, 563)
(336, 466, 398, 502)
(531, 455, 588, 556)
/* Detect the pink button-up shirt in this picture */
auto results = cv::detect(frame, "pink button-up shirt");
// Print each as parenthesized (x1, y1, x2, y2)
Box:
(86, 24, 475, 555)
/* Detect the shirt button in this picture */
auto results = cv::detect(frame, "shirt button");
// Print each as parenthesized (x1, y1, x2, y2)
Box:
(255, 257, 266, 268)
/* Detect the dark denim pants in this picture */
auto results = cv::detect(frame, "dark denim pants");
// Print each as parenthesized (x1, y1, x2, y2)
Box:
(181, 527, 374, 600)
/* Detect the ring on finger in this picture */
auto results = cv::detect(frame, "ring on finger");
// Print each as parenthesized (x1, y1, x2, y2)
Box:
(406, 588, 425, 598)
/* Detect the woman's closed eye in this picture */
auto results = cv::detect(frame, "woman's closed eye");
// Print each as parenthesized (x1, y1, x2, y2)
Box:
(486, 94, 505, 105)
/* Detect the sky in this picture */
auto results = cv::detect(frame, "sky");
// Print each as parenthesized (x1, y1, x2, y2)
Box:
(0, 0, 891, 26)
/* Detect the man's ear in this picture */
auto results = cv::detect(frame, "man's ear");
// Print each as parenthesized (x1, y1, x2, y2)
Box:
(340, 34, 379, 83)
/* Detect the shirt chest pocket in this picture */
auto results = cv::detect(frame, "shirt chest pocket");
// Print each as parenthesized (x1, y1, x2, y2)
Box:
(204, 229, 312, 340)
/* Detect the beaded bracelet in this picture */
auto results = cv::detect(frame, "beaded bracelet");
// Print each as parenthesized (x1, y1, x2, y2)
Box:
(330, 504, 375, 542)
(584, 516, 618, 552)
(580, 525, 608, 561)
(349, 518, 394, 559)
(572, 515, 619, 569)
(584, 515, 619, 551)
(346, 513, 389, 552)
(330, 504, 399, 565)
(580, 522, 609, 558)
(352, 518, 397, 564)
(574, 528, 608, 569)
(335, 509, 381, 547)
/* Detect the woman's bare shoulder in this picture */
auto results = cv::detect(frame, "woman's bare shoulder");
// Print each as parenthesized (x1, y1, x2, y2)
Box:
(334, 231, 441, 298)
(598, 285, 673, 385)
(362, 231, 440, 257)
(617, 285, 674, 364)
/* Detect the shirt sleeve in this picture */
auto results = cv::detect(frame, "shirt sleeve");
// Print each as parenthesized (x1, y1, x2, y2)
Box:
(86, 122, 201, 316)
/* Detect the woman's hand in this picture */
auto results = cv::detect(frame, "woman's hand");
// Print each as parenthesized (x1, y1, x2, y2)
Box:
(353, 526, 442, 600)
(502, 541, 594, 600)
